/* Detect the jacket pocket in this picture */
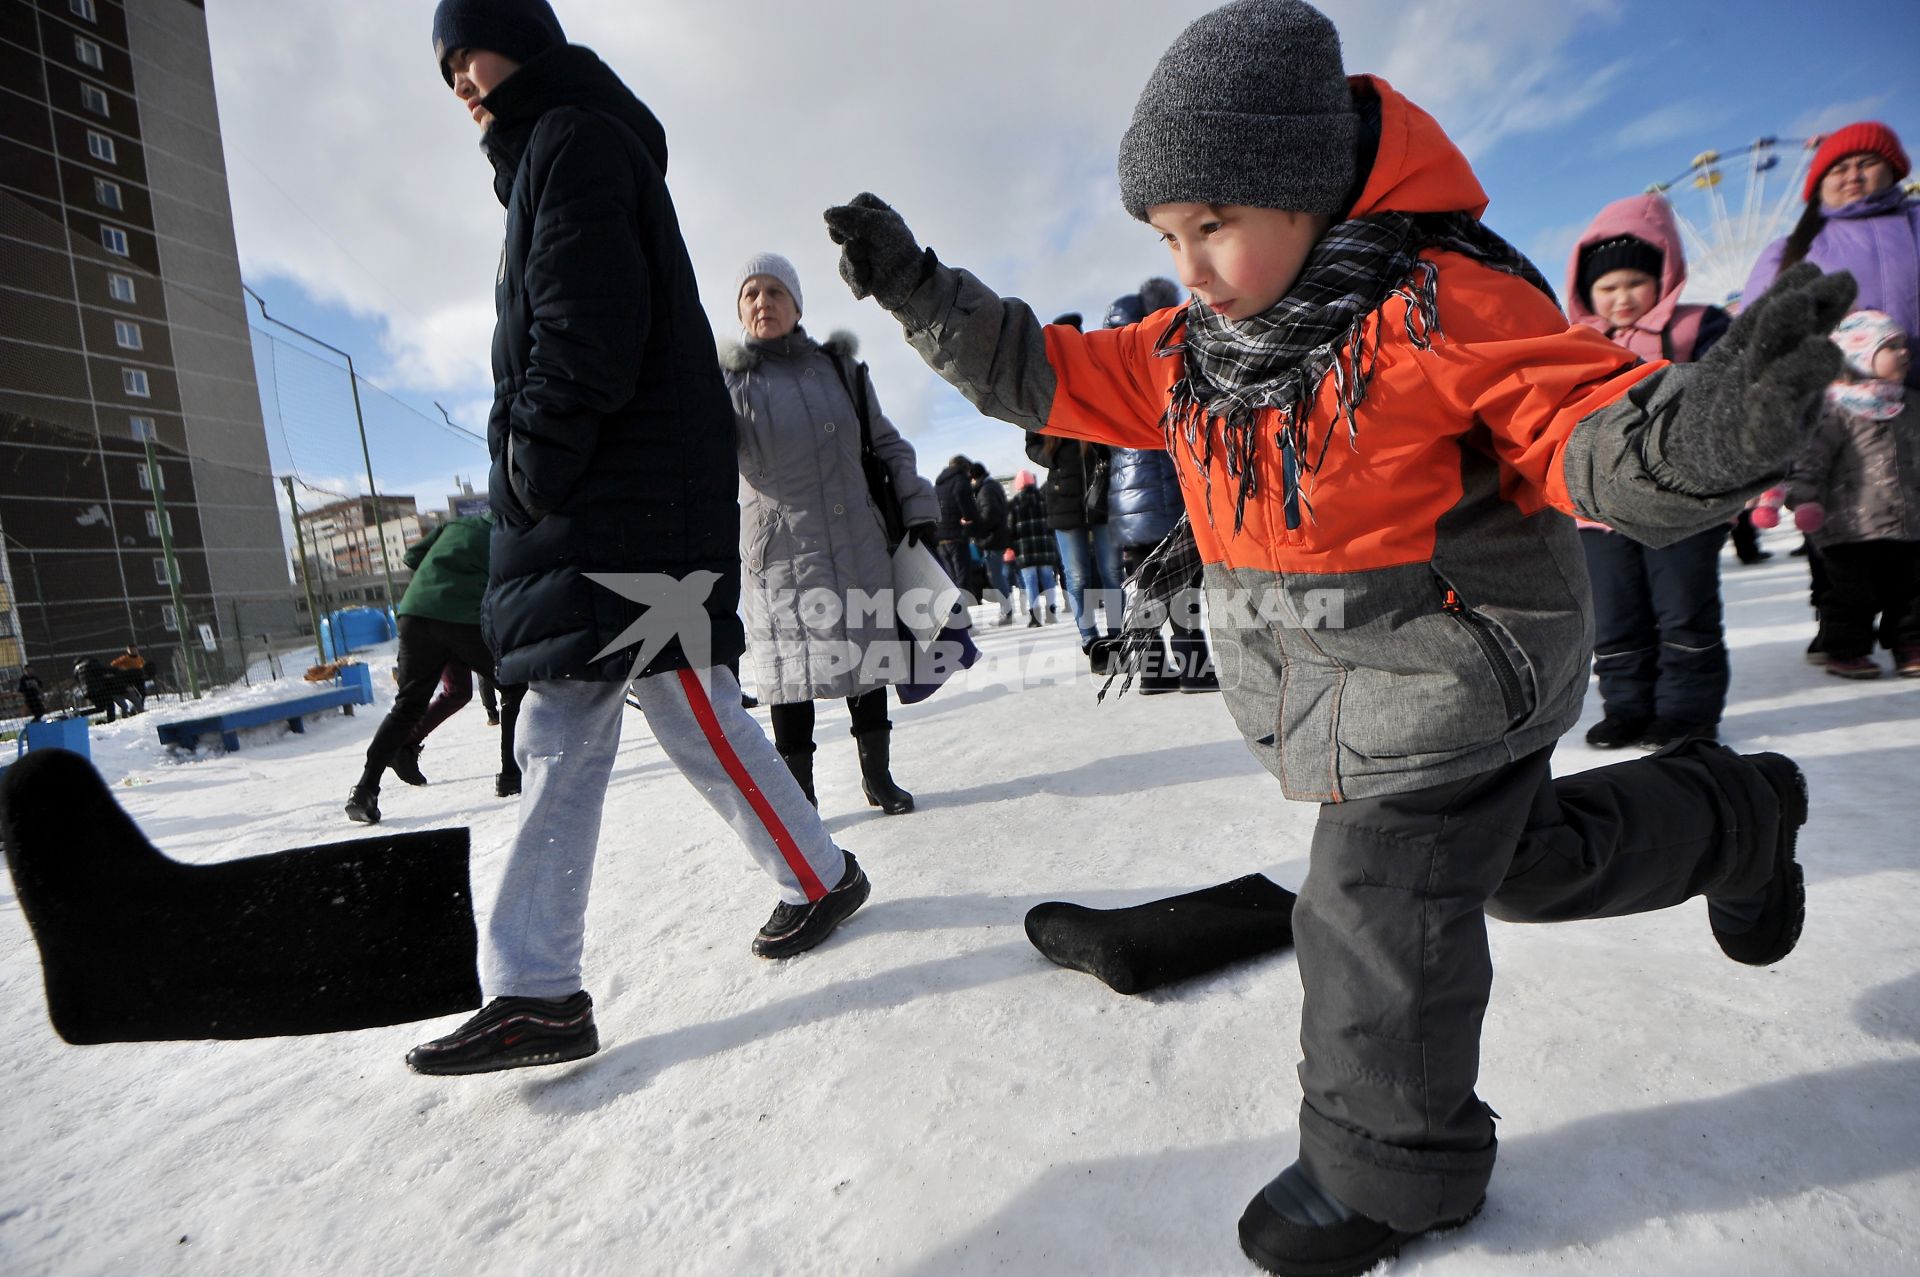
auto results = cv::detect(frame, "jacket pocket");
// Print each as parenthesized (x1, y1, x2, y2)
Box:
(1435, 573, 1529, 729)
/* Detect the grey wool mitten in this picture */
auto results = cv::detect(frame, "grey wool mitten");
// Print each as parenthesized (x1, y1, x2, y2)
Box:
(1648, 263, 1855, 496)
(823, 193, 933, 311)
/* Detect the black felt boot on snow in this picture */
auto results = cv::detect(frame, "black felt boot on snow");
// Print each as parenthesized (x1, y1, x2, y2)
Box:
(1024, 873, 1297, 994)
(494, 767, 522, 798)
(0, 749, 480, 1043)
(855, 730, 913, 814)
(779, 743, 818, 808)
(1709, 751, 1809, 966)
(1238, 1161, 1483, 1277)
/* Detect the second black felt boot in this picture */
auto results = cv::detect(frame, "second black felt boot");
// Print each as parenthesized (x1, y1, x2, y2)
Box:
(0, 749, 481, 1044)
(855, 729, 913, 814)
(1024, 873, 1298, 994)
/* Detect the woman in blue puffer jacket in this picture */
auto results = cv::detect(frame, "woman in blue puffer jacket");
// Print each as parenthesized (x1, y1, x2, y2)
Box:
(1104, 279, 1219, 694)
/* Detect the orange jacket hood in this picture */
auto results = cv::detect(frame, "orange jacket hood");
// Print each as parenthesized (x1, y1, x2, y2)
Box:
(1346, 75, 1490, 222)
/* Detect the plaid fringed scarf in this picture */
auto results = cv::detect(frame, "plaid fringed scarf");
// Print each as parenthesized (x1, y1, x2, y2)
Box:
(1100, 210, 1556, 701)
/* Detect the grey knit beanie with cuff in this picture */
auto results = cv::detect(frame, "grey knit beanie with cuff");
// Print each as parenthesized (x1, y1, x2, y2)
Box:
(1117, 0, 1357, 221)
(735, 252, 804, 317)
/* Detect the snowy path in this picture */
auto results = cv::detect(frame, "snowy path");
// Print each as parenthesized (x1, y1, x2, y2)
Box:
(3, 536, 1917, 1276)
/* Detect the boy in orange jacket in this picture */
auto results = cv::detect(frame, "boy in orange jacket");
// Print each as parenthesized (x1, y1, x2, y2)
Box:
(823, 2, 1851, 1273)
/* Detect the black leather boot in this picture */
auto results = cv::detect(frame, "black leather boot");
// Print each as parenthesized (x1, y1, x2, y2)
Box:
(778, 744, 817, 808)
(345, 770, 382, 825)
(854, 729, 913, 814)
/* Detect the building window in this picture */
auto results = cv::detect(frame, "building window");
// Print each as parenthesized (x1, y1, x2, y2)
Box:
(95, 177, 122, 210)
(108, 273, 136, 303)
(71, 0, 97, 20)
(136, 460, 166, 491)
(161, 604, 178, 631)
(145, 510, 172, 537)
(122, 368, 150, 397)
(87, 131, 116, 164)
(81, 83, 110, 116)
(100, 225, 129, 256)
(130, 415, 158, 443)
(114, 320, 142, 350)
(74, 36, 104, 70)
(153, 558, 174, 584)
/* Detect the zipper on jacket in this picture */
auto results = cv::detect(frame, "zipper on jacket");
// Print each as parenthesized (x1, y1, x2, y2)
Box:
(1440, 584, 1526, 725)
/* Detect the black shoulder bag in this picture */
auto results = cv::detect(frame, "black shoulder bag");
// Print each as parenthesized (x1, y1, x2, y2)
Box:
(823, 353, 909, 547)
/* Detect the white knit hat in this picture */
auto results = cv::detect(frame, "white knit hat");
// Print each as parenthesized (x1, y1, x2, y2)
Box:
(734, 252, 803, 317)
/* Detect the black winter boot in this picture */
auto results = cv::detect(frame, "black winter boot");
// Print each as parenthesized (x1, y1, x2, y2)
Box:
(494, 768, 521, 798)
(0, 749, 480, 1043)
(778, 744, 818, 808)
(855, 730, 913, 814)
(1024, 874, 1296, 994)
(391, 743, 429, 787)
(345, 775, 381, 825)
(1584, 711, 1652, 749)
(1238, 1161, 1483, 1277)
(1172, 631, 1220, 693)
(1136, 636, 1182, 695)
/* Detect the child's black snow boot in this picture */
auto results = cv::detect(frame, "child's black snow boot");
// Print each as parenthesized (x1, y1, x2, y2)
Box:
(753, 852, 870, 958)
(405, 991, 598, 1075)
(1237, 1161, 1482, 1277)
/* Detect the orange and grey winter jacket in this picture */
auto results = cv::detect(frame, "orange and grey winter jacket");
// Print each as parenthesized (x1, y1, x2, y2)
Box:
(880, 78, 1755, 800)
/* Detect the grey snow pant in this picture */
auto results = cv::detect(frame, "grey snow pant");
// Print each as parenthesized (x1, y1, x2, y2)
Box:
(1293, 740, 1784, 1233)
(482, 665, 848, 999)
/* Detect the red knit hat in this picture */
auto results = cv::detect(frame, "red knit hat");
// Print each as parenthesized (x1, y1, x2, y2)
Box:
(1803, 122, 1910, 201)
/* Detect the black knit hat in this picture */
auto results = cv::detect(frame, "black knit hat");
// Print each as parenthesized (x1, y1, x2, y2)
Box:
(432, 0, 566, 86)
(1104, 294, 1148, 329)
(1577, 236, 1663, 303)
(1117, 0, 1357, 221)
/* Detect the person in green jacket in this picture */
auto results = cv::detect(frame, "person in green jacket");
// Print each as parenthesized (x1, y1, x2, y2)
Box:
(346, 516, 497, 824)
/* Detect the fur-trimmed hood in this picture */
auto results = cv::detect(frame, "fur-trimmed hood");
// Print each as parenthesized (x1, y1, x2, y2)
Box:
(718, 327, 860, 374)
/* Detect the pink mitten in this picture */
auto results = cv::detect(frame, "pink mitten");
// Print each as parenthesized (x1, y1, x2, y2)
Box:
(1748, 486, 1786, 529)
(1793, 502, 1825, 533)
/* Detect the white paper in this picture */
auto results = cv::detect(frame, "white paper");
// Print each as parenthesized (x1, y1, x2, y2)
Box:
(890, 540, 968, 644)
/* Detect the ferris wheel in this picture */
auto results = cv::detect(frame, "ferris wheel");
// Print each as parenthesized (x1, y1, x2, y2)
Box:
(1646, 136, 1819, 309)
(1650, 135, 1920, 309)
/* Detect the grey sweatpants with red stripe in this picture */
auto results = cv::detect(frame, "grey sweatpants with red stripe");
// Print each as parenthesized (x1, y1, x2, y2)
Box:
(481, 665, 847, 999)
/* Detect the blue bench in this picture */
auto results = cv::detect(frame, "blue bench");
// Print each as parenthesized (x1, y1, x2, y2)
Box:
(155, 666, 376, 754)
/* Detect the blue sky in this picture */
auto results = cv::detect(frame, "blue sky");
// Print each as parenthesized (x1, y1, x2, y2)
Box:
(208, 0, 1920, 520)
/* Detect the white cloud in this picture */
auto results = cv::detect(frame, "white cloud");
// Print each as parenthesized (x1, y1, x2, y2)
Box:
(1788, 95, 1895, 140)
(207, 0, 1628, 480)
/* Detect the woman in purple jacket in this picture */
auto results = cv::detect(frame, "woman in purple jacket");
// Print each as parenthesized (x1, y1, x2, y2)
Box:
(1745, 122, 1917, 386)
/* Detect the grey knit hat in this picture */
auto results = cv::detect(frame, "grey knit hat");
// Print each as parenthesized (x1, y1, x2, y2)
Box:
(734, 252, 803, 317)
(1117, 0, 1358, 221)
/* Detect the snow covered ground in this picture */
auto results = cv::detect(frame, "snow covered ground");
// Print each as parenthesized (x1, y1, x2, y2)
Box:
(4, 533, 1917, 1276)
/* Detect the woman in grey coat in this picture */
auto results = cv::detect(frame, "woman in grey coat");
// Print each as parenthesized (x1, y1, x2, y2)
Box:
(722, 253, 939, 813)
